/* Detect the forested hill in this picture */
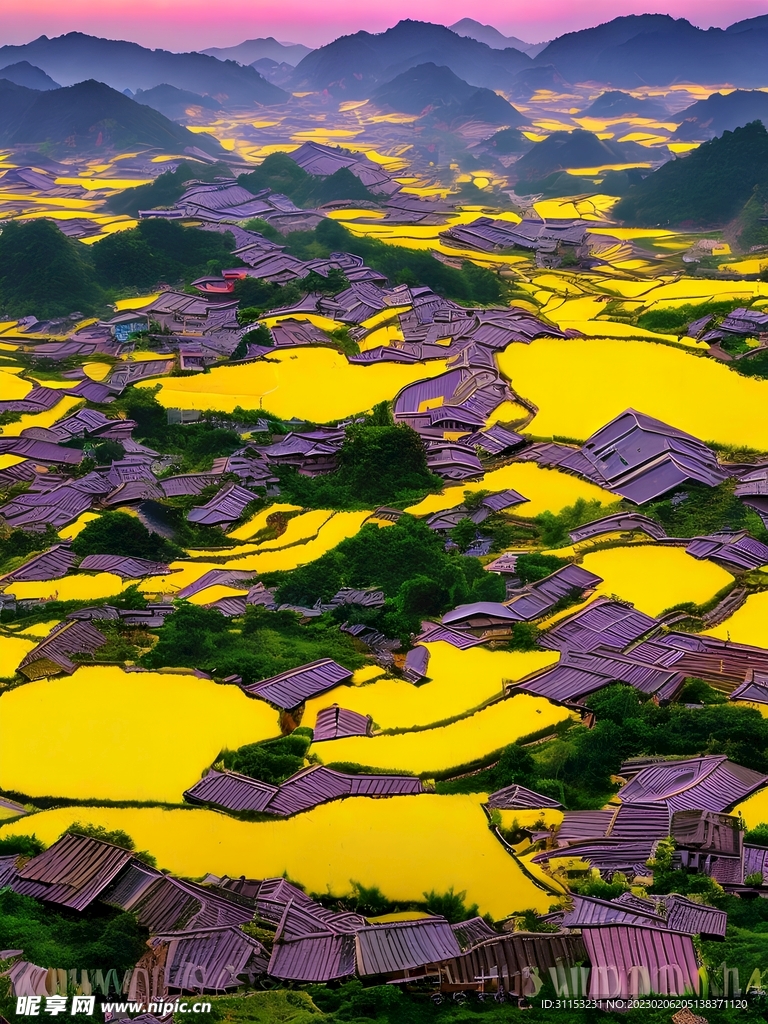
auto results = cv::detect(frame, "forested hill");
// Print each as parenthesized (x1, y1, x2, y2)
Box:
(614, 120, 768, 227)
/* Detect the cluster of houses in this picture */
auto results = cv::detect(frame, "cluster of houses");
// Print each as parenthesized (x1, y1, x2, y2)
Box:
(438, 214, 654, 271)
(6, 145, 768, 1004)
(3, 735, 766, 1003)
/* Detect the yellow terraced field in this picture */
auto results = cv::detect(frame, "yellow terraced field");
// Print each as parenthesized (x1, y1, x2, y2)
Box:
(406, 462, 616, 517)
(0, 666, 280, 802)
(0, 797, 557, 918)
(580, 545, 733, 616)
(498, 337, 768, 448)
(302, 642, 560, 731)
(138, 348, 448, 420)
(312, 693, 573, 774)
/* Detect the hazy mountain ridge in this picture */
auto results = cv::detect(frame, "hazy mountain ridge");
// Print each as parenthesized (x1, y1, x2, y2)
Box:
(0, 32, 288, 103)
(448, 19, 549, 57)
(534, 14, 768, 87)
(614, 120, 768, 226)
(371, 63, 524, 125)
(134, 84, 223, 120)
(289, 20, 533, 97)
(0, 78, 225, 154)
(0, 60, 59, 90)
(202, 37, 312, 66)
(673, 90, 768, 140)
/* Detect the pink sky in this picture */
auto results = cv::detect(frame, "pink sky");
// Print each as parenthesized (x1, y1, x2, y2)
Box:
(2, 0, 767, 49)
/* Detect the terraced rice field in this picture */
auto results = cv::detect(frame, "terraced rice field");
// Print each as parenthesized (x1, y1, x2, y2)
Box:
(302, 642, 560, 732)
(405, 462, 616, 517)
(311, 694, 573, 774)
(705, 591, 768, 648)
(0, 666, 280, 802)
(138, 348, 448, 419)
(498, 338, 768, 448)
(0, 797, 556, 918)
(580, 545, 733, 616)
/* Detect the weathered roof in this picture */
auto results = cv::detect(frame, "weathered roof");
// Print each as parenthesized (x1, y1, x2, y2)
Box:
(2, 544, 78, 583)
(14, 834, 133, 910)
(731, 669, 768, 705)
(671, 809, 742, 857)
(161, 472, 222, 497)
(560, 894, 666, 929)
(241, 658, 353, 709)
(403, 645, 430, 683)
(313, 704, 373, 741)
(569, 513, 667, 544)
(100, 861, 162, 911)
(686, 531, 768, 571)
(482, 488, 528, 512)
(416, 621, 486, 649)
(266, 765, 423, 816)
(487, 784, 563, 810)
(580, 409, 728, 504)
(187, 482, 257, 526)
(537, 598, 658, 653)
(484, 552, 524, 575)
(78, 554, 171, 578)
(17, 619, 107, 679)
(580, 924, 700, 998)
(517, 647, 683, 705)
(441, 931, 585, 989)
(618, 755, 767, 813)
(184, 769, 278, 812)
(127, 875, 255, 933)
(160, 926, 268, 991)
(662, 894, 727, 938)
(268, 931, 357, 982)
(464, 424, 525, 455)
(450, 916, 498, 952)
(355, 917, 461, 976)
(532, 838, 659, 874)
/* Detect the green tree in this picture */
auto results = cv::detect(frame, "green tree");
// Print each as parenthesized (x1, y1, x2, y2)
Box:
(450, 516, 478, 552)
(71, 511, 181, 562)
(615, 120, 768, 227)
(92, 219, 235, 290)
(232, 323, 273, 360)
(222, 732, 311, 785)
(0, 220, 101, 317)
(422, 887, 480, 923)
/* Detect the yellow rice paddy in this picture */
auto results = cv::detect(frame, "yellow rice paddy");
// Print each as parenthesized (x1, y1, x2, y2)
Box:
(498, 338, 768, 448)
(137, 348, 448, 420)
(405, 462, 616, 518)
(0, 798, 556, 917)
(227, 503, 302, 540)
(0, 634, 36, 677)
(312, 694, 572, 774)
(732, 787, 768, 829)
(220, 511, 372, 572)
(5, 573, 130, 603)
(580, 545, 733, 617)
(705, 591, 768, 648)
(302, 642, 559, 731)
(0, 666, 280, 802)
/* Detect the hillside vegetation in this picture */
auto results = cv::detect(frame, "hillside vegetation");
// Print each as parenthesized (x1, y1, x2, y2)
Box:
(615, 120, 768, 226)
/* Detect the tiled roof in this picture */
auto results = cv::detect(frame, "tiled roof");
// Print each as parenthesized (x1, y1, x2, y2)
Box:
(618, 755, 768, 813)
(18, 619, 107, 678)
(580, 924, 699, 998)
(355, 917, 461, 976)
(241, 658, 353, 709)
(313, 704, 373, 741)
(14, 833, 133, 911)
